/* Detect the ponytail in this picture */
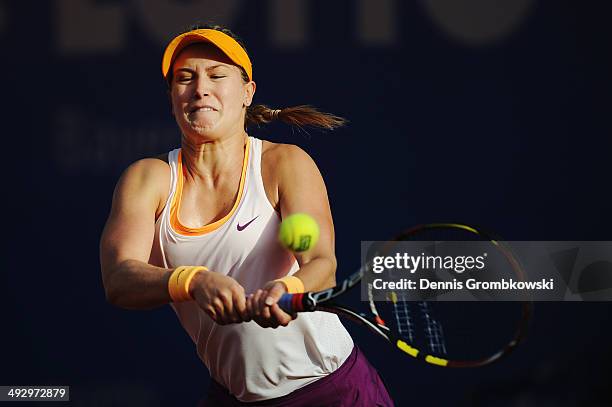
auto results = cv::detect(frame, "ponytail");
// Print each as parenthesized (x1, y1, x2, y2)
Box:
(246, 104, 347, 131)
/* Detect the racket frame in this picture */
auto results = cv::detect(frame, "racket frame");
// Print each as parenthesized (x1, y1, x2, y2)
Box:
(278, 223, 533, 368)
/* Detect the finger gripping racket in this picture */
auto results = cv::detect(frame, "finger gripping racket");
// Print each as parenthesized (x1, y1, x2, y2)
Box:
(278, 223, 532, 368)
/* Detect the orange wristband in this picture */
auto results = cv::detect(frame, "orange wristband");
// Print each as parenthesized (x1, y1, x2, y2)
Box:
(168, 266, 207, 302)
(275, 276, 305, 294)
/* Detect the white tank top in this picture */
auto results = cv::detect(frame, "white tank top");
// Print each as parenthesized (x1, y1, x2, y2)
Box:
(150, 136, 354, 402)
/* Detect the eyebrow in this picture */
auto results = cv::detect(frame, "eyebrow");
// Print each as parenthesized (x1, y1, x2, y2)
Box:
(173, 64, 230, 75)
(206, 64, 230, 71)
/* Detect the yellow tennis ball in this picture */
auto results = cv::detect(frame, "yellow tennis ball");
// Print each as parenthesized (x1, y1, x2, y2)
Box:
(278, 213, 320, 252)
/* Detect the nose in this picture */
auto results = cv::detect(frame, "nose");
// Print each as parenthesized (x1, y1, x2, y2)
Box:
(193, 76, 211, 99)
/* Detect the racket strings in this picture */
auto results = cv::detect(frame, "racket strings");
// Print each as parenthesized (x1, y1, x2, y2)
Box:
(389, 293, 448, 355)
(391, 294, 415, 342)
(419, 301, 447, 355)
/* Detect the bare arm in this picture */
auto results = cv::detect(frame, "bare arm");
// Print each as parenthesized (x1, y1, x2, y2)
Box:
(99, 159, 173, 310)
(277, 145, 337, 291)
(248, 144, 337, 327)
(100, 158, 250, 324)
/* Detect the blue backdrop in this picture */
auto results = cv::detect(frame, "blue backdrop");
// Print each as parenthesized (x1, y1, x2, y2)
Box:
(3, 1, 612, 405)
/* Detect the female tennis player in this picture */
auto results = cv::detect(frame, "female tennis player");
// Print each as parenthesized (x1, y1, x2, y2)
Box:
(100, 25, 393, 406)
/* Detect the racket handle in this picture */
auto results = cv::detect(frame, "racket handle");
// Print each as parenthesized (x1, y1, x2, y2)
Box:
(278, 293, 315, 313)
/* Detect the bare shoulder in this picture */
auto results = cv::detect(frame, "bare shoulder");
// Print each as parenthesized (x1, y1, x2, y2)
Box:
(260, 141, 319, 211)
(116, 156, 171, 217)
(261, 140, 316, 170)
(121, 156, 169, 185)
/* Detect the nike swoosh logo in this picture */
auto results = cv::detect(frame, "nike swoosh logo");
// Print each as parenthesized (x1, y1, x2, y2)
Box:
(237, 215, 259, 231)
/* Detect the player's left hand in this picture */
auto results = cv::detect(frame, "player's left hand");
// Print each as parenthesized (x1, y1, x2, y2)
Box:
(247, 280, 296, 328)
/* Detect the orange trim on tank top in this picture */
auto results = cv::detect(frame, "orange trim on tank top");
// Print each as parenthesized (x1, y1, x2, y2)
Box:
(169, 137, 250, 236)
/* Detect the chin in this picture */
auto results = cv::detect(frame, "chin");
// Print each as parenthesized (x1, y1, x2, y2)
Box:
(181, 119, 218, 137)
(192, 124, 216, 134)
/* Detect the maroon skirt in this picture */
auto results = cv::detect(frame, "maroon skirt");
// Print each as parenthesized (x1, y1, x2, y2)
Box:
(198, 346, 394, 407)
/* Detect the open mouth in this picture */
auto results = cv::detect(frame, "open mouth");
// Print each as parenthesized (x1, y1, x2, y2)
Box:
(189, 106, 217, 113)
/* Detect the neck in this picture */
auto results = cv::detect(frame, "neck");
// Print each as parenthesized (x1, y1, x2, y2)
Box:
(180, 130, 248, 183)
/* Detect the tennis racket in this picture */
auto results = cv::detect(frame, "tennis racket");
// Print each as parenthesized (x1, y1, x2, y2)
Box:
(278, 223, 532, 368)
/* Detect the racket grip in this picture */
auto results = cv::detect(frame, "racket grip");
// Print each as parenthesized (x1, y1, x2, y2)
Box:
(278, 293, 310, 313)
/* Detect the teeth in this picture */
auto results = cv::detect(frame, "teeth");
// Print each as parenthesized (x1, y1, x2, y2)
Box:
(196, 107, 213, 112)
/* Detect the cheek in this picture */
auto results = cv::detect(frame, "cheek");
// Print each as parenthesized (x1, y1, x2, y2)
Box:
(172, 87, 190, 104)
(216, 78, 246, 107)
(171, 90, 193, 119)
(220, 87, 245, 110)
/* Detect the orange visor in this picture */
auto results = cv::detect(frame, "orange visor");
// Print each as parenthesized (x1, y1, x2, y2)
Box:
(162, 28, 253, 81)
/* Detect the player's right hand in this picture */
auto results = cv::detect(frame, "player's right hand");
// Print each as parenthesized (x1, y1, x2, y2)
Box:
(189, 271, 250, 325)
(246, 280, 296, 329)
